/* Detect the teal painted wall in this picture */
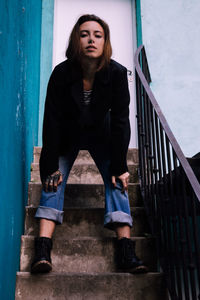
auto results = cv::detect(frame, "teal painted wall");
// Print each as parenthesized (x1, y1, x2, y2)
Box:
(0, 1, 42, 299)
(38, 0, 54, 146)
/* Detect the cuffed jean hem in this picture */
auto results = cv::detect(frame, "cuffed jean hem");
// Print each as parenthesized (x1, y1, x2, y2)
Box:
(104, 211, 133, 230)
(35, 206, 64, 225)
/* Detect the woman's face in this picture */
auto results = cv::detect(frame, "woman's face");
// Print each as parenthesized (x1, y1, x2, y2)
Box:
(79, 21, 105, 59)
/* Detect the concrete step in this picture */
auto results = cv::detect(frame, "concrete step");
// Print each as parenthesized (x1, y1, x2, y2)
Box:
(16, 272, 168, 300)
(24, 207, 150, 238)
(28, 182, 142, 208)
(30, 163, 138, 184)
(20, 236, 156, 273)
(33, 147, 139, 165)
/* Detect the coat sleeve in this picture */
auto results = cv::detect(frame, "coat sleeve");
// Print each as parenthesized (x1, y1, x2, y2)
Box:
(39, 68, 62, 182)
(110, 66, 131, 176)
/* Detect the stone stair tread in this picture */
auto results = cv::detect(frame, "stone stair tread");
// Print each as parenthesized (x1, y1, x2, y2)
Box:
(28, 182, 140, 188)
(30, 164, 138, 184)
(31, 161, 137, 168)
(26, 206, 145, 211)
(16, 271, 162, 276)
(17, 271, 163, 276)
(24, 206, 150, 237)
(22, 235, 150, 241)
(25, 206, 146, 214)
(28, 181, 142, 209)
(20, 235, 156, 273)
(16, 271, 165, 279)
(16, 272, 167, 300)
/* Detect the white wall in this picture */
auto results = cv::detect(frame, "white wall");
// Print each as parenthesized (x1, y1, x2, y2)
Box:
(140, 0, 200, 157)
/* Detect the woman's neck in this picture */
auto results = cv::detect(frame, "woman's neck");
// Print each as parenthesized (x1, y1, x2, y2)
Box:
(81, 57, 99, 80)
(81, 58, 99, 90)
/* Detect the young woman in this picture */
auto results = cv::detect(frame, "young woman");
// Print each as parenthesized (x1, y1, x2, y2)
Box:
(31, 14, 147, 274)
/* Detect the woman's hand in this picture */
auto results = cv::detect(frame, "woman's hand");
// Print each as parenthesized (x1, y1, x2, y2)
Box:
(43, 170, 63, 192)
(112, 172, 130, 193)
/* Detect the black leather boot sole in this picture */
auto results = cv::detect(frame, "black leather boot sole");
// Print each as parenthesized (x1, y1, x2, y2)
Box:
(31, 260, 52, 274)
(117, 264, 148, 274)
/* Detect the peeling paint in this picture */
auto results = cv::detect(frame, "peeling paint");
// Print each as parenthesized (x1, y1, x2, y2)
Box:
(16, 102, 21, 125)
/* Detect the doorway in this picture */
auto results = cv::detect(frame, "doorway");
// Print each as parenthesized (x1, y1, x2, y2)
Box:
(53, 0, 137, 147)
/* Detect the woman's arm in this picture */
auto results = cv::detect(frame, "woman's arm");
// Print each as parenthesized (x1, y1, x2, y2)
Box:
(39, 68, 62, 183)
(110, 65, 131, 178)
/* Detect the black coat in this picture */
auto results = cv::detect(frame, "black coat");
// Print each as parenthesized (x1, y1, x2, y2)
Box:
(40, 58, 131, 181)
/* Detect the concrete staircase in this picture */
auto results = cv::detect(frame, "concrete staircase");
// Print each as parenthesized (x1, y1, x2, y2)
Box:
(15, 147, 168, 300)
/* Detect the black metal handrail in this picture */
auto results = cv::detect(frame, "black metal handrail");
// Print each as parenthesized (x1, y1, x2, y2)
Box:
(134, 45, 200, 300)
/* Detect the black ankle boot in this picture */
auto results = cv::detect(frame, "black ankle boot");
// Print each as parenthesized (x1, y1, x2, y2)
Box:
(115, 237, 148, 274)
(31, 237, 52, 274)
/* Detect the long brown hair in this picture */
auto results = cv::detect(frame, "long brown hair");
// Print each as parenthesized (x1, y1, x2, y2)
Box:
(66, 14, 112, 70)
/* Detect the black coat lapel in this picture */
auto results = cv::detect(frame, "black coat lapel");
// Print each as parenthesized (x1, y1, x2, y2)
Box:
(92, 66, 111, 109)
(70, 80, 83, 112)
(68, 60, 83, 112)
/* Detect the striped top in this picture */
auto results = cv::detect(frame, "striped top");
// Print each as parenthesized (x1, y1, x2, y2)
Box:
(82, 90, 92, 106)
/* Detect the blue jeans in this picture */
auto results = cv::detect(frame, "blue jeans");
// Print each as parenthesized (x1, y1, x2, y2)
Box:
(35, 141, 133, 230)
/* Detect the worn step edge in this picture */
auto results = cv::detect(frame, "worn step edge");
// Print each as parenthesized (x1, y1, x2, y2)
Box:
(28, 182, 142, 208)
(30, 164, 138, 184)
(20, 236, 156, 273)
(31, 161, 138, 169)
(16, 272, 167, 300)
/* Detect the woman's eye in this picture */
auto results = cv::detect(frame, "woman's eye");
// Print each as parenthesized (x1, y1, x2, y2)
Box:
(80, 33, 88, 38)
(95, 35, 102, 38)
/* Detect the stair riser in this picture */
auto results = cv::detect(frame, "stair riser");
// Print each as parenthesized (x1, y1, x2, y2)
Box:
(24, 208, 150, 238)
(20, 237, 156, 273)
(33, 148, 139, 164)
(28, 183, 142, 208)
(30, 164, 138, 183)
(16, 273, 167, 300)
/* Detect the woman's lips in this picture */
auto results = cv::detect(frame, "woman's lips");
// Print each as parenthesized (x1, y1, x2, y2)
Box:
(86, 46, 97, 50)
